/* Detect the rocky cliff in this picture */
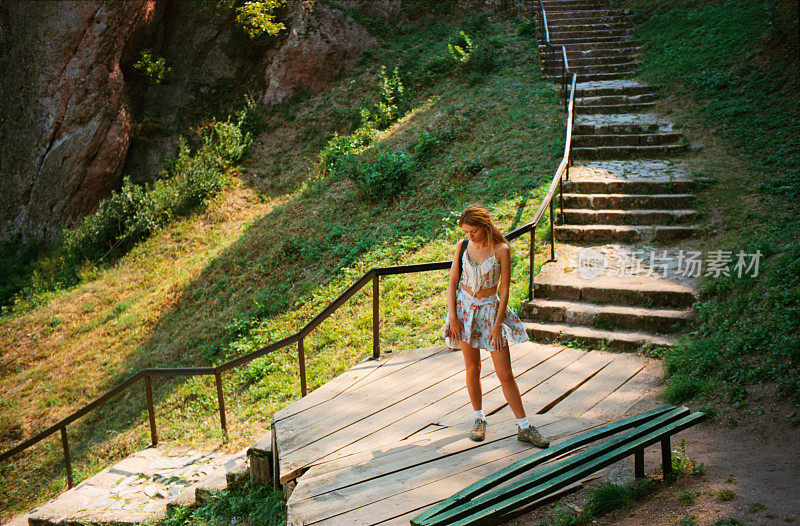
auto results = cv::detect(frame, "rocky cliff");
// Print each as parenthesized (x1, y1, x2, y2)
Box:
(0, 0, 387, 244)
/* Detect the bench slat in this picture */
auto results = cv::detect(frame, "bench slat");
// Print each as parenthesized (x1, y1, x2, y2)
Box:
(411, 404, 680, 526)
(418, 409, 701, 526)
(444, 412, 707, 526)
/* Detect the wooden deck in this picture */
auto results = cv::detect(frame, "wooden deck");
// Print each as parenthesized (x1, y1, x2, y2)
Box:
(272, 342, 660, 525)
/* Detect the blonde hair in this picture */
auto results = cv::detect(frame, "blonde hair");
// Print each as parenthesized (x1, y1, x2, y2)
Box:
(458, 204, 507, 246)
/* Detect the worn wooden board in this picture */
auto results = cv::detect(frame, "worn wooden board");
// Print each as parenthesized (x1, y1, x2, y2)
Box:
(582, 360, 662, 421)
(275, 343, 656, 524)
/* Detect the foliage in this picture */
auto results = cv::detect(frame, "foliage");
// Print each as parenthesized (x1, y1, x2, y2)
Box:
(134, 49, 171, 85)
(618, 0, 800, 403)
(162, 482, 285, 526)
(448, 31, 475, 64)
(235, 0, 285, 39)
(349, 149, 415, 199)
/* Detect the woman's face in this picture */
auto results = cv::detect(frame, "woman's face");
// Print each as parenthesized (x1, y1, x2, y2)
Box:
(461, 223, 487, 244)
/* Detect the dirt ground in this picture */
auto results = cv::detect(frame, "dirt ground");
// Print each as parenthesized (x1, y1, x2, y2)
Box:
(507, 382, 800, 526)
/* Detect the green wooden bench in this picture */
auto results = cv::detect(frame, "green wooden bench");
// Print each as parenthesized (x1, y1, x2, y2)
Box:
(411, 405, 705, 526)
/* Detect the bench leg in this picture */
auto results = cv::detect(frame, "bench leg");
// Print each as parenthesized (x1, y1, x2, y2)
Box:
(634, 447, 645, 479)
(661, 436, 672, 478)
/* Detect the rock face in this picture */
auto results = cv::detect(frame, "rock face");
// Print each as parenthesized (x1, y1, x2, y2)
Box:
(0, 0, 395, 243)
(0, 0, 163, 244)
(261, 1, 377, 105)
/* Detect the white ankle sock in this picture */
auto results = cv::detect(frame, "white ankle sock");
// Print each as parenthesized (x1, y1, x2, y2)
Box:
(517, 416, 530, 430)
(474, 409, 486, 421)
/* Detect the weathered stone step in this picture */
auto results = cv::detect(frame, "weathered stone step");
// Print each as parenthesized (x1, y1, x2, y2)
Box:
(547, 22, 631, 31)
(545, 12, 630, 21)
(578, 102, 657, 114)
(555, 223, 697, 242)
(547, 72, 629, 82)
(571, 144, 690, 159)
(544, 36, 640, 45)
(553, 55, 641, 67)
(573, 132, 683, 147)
(562, 193, 696, 209)
(547, 29, 633, 39)
(562, 178, 698, 194)
(557, 208, 697, 225)
(521, 299, 696, 334)
(523, 321, 677, 351)
(572, 80, 653, 97)
(541, 42, 643, 52)
(577, 94, 655, 105)
(533, 275, 698, 308)
(566, 62, 639, 75)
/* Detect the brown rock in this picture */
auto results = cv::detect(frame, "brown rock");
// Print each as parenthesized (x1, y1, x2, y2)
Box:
(0, 0, 164, 243)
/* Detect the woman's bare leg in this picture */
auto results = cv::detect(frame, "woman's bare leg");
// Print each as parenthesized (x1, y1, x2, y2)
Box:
(460, 342, 482, 411)
(490, 343, 526, 419)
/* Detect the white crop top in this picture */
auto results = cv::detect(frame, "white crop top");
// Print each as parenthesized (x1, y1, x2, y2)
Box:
(460, 244, 501, 292)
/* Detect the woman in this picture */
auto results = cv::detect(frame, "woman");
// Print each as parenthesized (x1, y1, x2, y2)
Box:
(444, 204, 549, 448)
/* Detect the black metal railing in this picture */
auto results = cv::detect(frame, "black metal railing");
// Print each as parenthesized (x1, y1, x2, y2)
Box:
(0, 2, 578, 491)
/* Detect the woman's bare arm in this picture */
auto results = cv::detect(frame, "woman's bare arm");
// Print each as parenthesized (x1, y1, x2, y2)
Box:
(447, 239, 465, 340)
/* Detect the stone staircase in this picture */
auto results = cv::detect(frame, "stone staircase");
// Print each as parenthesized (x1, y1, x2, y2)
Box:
(524, 0, 703, 350)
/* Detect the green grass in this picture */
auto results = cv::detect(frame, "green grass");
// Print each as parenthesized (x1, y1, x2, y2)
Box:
(160, 483, 285, 526)
(0, 12, 563, 520)
(614, 0, 800, 406)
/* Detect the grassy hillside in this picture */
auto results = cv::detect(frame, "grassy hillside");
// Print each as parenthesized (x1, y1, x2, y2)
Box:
(614, 0, 800, 405)
(0, 8, 565, 518)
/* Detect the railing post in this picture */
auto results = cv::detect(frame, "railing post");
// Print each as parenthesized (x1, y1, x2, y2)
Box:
(144, 375, 157, 445)
(558, 176, 564, 226)
(549, 198, 555, 261)
(298, 338, 308, 397)
(372, 274, 381, 359)
(214, 371, 228, 442)
(60, 427, 73, 488)
(565, 160, 570, 182)
(529, 227, 535, 300)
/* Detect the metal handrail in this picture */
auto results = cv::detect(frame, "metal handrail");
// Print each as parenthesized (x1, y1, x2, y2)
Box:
(0, 2, 579, 491)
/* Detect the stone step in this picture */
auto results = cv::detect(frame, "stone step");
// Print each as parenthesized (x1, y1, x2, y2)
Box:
(547, 72, 629, 81)
(577, 93, 656, 105)
(555, 224, 698, 242)
(553, 55, 641, 67)
(541, 42, 643, 52)
(547, 29, 633, 39)
(523, 321, 677, 351)
(573, 132, 683, 147)
(540, 1, 613, 8)
(566, 62, 639, 75)
(562, 178, 698, 194)
(571, 143, 690, 159)
(578, 102, 657, 114)
(521, 299, 696, 334)
(545, 12, 630, 21)
(572, 80, 653, 97)
(556, 208, 698, 225)
(562, 192, 696, 209)
(544, 36, 641, 45)
(546, 22, 632, 31)
(533, 275, 698, 308)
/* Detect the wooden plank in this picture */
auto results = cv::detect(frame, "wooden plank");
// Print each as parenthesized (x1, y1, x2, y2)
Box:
(548, 354, 646, 418)
(277, 350, 471, 481)
(277, 346, 463, 451)
(582, 360, 662, 421)
(296, 418, 600, 526)
(430, 413, 707, 526)
(528, 350, 617, 414)
(435, 346, 587, 428)
(286, 416, 593, 525)
(275, 345, 449, 426)
(288, 414, 565, 503)
(417, 408, 693, 525)
(312, 342, 550, 463)
(411, 405, 677, 526)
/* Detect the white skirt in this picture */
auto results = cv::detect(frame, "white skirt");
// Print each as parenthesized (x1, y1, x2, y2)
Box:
(443, 287, 529, 351)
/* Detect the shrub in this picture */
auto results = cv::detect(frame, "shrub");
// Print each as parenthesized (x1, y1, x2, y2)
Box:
(133, 49, 170, 85)
(236, 0, 286, 39)
(350, 150, 414, 199)
(448, 31, 475, 64)
(372, 66, 407, 130)
(201, 119, 252, 165)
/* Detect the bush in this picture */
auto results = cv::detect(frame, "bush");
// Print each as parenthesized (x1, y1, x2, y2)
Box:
(133, 49, 170, 85)
(448, 31, 475, 64)
(201, 119, 252, 165)
(235, 0, 286, 39)
(350, 150, 414, 199)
